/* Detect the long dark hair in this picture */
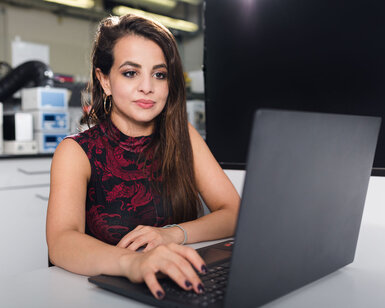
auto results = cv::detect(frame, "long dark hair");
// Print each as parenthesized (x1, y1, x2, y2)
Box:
(83, 14, 202, 222)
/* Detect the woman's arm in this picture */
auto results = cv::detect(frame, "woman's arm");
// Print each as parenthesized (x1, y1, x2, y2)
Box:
(46, 138, 124, 275)
(179, 124, 240, 242)
(117, 124, 240, 249)
(46, 138, 207, 298)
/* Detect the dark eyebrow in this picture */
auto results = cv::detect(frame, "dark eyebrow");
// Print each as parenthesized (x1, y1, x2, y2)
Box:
(153, 64, 167, 70)
(119, 61, 141, 69)
(119, 61, 167, 70)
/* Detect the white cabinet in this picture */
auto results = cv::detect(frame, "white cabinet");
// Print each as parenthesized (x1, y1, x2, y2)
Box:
(0, 158, 51, 188)
(0, 157, 51, 277)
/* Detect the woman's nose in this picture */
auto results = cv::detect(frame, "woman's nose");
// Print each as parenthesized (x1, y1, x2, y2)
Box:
(137, 75, 154, 94)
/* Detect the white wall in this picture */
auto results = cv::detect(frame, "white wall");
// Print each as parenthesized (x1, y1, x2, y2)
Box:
(0, 3, 204, 78)
(0, 6, 8, 64)
(224, 169, 246, 196)
(179, 33, 204, 72)
(177, 4, 204, 72)
(0, 3, 97, 79)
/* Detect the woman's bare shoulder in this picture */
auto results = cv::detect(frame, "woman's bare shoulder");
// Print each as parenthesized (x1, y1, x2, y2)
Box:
(188, 122, 204, 147)
(51, 137, 91, 180)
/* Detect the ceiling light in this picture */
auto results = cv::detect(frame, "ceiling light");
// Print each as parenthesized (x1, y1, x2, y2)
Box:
(112, 6, 199, 33)
(44, 0, 95, 9)
(178, 0, 203, 4)
(122, 0, 177, 10)
(145, 0, 176, 5)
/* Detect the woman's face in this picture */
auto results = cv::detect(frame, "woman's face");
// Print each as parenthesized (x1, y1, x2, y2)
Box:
(97, 34, 169, 136)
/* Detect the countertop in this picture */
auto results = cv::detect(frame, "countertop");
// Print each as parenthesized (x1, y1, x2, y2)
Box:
(0, 153, 53, 160)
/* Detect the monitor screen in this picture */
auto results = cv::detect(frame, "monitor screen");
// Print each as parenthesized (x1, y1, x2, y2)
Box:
(204, 0, 385, 174)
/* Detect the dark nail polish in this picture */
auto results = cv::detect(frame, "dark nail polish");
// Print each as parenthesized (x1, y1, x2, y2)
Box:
(201, 265, 208, 273)
(198, 283, 205, 293)
(156, 290, 164, 299)
(185, 280, 192, 288)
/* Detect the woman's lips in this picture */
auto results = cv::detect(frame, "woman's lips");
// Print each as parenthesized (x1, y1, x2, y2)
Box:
(135, 99, 155, 109)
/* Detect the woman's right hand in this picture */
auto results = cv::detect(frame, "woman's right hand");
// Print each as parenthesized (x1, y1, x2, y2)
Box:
(119, 242, 208, 299)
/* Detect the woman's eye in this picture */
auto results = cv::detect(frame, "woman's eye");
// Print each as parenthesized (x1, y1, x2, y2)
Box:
(123, 71, 137, 78)
(154, 72, 167, 80)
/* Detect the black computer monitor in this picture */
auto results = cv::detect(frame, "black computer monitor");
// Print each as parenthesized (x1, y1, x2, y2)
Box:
(204, 0, 385, 174)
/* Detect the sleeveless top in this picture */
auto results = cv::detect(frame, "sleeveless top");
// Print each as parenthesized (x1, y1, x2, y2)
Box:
(67, 119, 172, 245)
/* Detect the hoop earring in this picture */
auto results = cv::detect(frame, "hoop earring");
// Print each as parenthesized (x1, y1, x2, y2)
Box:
(103, 95, 112, 114)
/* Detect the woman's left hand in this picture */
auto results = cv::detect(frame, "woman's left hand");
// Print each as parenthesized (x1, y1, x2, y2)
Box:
(116, 225, 183, 252)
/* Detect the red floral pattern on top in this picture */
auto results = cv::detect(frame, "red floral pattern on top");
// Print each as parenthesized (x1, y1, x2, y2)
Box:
(66, 120, 171, 245)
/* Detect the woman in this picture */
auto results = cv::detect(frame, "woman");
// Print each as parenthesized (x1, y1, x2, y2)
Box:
(46, 14, 240, 300)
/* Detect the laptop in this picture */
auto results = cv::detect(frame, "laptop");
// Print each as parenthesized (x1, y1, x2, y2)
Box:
(89, 109, 381, 308)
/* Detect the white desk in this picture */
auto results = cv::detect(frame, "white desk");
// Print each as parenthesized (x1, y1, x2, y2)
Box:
(1, 176, 385, 308)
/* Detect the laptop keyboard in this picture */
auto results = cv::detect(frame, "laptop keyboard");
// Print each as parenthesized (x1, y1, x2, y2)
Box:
(161, 261, 230, 307)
